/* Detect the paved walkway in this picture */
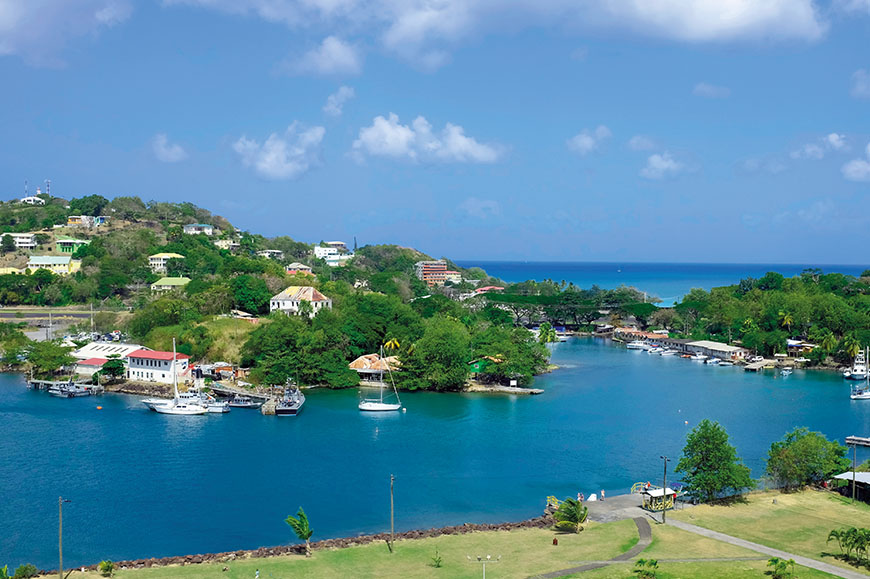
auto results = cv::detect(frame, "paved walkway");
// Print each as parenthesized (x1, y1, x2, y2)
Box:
(667, 519, 869, 579)
(533, 517, 651, 578)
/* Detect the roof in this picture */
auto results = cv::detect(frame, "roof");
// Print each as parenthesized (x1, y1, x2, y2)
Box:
(128, 349, 191, 361)
(150, 252, 185, 259)
(833, 472, 870, 484)
(643, 487, 678, 497)
(349, 353, 400, 372)
(286, 262, 312, 269)
(56, 237, 89, 244)
(687, 340, 747, 352)
(475, 285, 505, 293)
(72, 342, 147, 360)
(271, 285, 331, 302)
(184, 223, 212, 228)
(28, 256, 71, 265)
(152, 277, 191, 286)
(79, 357, 109, 366)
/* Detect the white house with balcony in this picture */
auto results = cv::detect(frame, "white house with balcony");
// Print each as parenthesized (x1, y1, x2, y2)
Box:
(148, 252, 185, 274)
(270, 286, 332, 318)
(1, 232, 36, 250)
(183, 223, 214, 236)
(126, 349, 190, 384)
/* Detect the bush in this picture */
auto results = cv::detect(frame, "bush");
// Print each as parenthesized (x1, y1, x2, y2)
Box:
(12, 564, 37, 579)
(98, 560, 115, 577)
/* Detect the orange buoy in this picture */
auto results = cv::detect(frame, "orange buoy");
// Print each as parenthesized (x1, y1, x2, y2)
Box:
(684, 420, 688, 424)
(96, 406, 103, 410)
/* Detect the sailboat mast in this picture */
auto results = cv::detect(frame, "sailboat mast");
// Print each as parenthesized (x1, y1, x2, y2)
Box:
(172, 338, 179, 400)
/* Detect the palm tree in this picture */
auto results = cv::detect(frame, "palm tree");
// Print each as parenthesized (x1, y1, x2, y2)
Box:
(843, 334, 861, 360)
(777, 311, 794, 335)
(538, 322, 557, 344)
(285, 507, 314, 557)
(828, 528, 848, 555)
(633, 558, 659, 578)
(553, 497, 588, 533)
(820, 330, 838, 354)
(765, 556, 795, 578)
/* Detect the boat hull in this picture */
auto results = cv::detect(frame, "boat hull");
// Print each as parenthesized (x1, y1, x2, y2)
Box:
(154, 404, 207, 415)
(359, 401, 402, 412)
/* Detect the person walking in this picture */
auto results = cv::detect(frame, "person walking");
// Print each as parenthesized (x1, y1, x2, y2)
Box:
(600, 489, 605, 501)
(255, 570, 259, 579)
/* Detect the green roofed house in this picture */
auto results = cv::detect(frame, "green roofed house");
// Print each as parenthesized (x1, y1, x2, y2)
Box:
(56, 236, 90, 254)
(151, 277, 191, 292)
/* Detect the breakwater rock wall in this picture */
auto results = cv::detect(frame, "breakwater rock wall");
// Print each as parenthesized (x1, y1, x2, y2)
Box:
(58, 515, 555, 574)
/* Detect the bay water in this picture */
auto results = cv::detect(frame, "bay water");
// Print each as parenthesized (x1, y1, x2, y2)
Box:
(2, 337, 869, 569)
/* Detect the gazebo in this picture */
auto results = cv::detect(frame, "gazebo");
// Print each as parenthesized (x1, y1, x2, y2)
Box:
(640, 486, 678, 512)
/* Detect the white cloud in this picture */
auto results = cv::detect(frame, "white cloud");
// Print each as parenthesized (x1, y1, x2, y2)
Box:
(233, 122, 325, 179)
(842, 143, 870, 182)
(352, 113, 503, 163)
(459, 197, 500, 219)
(628, 135, 656, 151)
(281, 36, 362, 75)
(567, 125, 611, 156)
(323, 86, 355, 117)
(692, 82, 731, 98)
(791, 133, 848, 160)
(852, 69, 870, 99)
(640, 152, 683, 179)
(0, 0, 132, 63)
(170, 0, 827, 70)
(152, 134, 188, 163)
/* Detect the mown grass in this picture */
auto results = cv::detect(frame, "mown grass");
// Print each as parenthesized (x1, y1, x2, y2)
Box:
(671, 489, 870, 574)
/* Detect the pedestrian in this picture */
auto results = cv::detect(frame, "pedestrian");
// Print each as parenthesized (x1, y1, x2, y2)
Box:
(577, 492, 581, 501)
(255, 570, 260, 579)
(580, 492, 584, 502)
(601, 489, 605, 501)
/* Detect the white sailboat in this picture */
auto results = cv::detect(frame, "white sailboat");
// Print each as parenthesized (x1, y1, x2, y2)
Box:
(359, 345, 402, 412)
(154, 339, 207, 416)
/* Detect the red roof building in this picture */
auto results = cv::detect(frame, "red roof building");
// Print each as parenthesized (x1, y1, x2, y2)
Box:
(127, 349, 191, 384)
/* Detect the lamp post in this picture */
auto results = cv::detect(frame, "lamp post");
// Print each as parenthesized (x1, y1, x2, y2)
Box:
(390, 474, 395, 553)
(660, 456, 670, 524)
(58, 496, 71, 579)
(467, 555, 500, 579)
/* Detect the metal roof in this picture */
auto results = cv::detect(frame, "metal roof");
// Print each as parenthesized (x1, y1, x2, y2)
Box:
(833, 472, 870, 484)
(687, 340, 746, 352)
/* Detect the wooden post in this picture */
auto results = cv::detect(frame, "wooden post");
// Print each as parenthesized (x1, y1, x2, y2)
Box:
(390, 474, 395, 552)
(853, 444, 857, 504)
(660, 456, 670, 524)
(58, 496, 63, 579)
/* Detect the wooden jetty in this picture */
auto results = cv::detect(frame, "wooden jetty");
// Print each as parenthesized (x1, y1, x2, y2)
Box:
(744, 359, 775, 372)
(208, 383, 269, 401)
(28, 379, 104, 395)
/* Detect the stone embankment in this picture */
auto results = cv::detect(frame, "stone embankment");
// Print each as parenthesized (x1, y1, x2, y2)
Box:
(103, 381, 173, 398)
(57, 515, 555, 574)
(465, 383, 544, 395)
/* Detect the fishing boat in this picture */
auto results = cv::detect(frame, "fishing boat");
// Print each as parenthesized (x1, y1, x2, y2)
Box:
(851, 384, 870, 400)
(276, 383, 305, 416)
(228, 395, 263, 409)
(843, 349, 868, 380)
(154, 340, 207, 416)
(359, 345, 402, 412)
(49, 383, 93, 398)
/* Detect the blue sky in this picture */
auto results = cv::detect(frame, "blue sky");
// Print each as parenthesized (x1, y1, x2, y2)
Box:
(1, 1, 869, 263)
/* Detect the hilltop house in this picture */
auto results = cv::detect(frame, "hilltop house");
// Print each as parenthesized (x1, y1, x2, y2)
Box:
(19, 196, 45, 205)
(148, 252, 185, 274)
(151, 277, 191, 292)
(415, 260, 448, 286)
(285, 262, 314, 276)
(1, 232, 36, 250)
(256, 249, 284, 260)
(270, 286, 332, 317)
(183, 223, 214, 236)
(213, 239, 240, 252)
(313, 245, 339, 260)
(67, 215, 107, 228)
(126, 349, 190, 384)
(56, 237, 90, 253)
(26, 255, 79, 275)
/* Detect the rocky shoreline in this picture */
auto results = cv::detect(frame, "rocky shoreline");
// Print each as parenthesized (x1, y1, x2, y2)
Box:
(50, 515, 555, 574)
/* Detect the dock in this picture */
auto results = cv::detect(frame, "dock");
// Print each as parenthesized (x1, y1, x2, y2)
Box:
(207, 383, 270, 401)
(28, 379, 104, 394)
(744, 359, 775, 372)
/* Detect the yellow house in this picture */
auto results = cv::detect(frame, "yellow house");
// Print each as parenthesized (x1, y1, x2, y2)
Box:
(26, 256, 78, 276)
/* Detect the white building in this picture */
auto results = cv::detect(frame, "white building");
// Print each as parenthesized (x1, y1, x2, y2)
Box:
(685, 340, 750, 361)
(314, 246, 339, 260)
(256, 249, 285, 260)
(0, 232, 36, 250)
(126, 349, 191, 384)
(19, 196, 45, 206)
(74, 358, 108, 378)
(183, 223, 214, 236)
(148, 252, 185, 274)
(270, 286, 332, 318)
(213, 239, 240, 251)
(324, 241, 347, 251)
(324, 254, 354, 267)
(72, 341, 148, 361)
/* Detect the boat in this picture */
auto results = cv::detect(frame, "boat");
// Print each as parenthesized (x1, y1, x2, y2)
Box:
(843, 349, 868, 380)
(228, 395, 263, 409)
(154, 339, 207, 416)
(276, 383, 306, 416)
(689, 353, 707, 361)
(359, 345, 403, 412)
(705, 357, 720, 365)
(659, 349, 677, 356)
(851, 384, 870, 400)
(781, 368, 793, 376)
(141, 397, 171, 411)
(626, 340, 647, 350)
(717, 360, 734, 366)
(206, 400, 230, 413)
(647, 346, 662, 354)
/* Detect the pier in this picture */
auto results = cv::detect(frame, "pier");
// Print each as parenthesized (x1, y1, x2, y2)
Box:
(744, 359, 775, 372)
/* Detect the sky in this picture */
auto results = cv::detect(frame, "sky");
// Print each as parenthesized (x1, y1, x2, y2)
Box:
(0, 1, 869, 264)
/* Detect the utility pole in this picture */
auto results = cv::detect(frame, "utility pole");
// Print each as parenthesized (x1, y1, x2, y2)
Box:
(660, 455, 670, 524)
(389, 474, 395, 552)
(853, 444, 857, 504)
(58, 496, 70, 579)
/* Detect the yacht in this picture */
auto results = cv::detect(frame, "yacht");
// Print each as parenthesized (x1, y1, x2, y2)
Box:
(141, 397, 171, 411)
(843, 349, 868, 381)
(689, 353, 707, 361)
(206, 400, 230, 413)
(626, 340, 647, 350)
(851, 384, 870, 400)
(154, 340, 207, 416)
(276, 384, 306, 416)
(359, 345, 403, 412)
(659, 349, 677, 356)
(647, 346, 662, 354)
(717, 360, 735, 366)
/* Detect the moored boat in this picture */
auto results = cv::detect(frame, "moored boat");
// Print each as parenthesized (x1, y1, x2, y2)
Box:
(153, 340, 207, 416)
(228, 395, 263, 409)
(844, 349, 868, 380)
(276, 384, 305, 416)
(851, 384, 870, 400)
(626, 340, 647, 350)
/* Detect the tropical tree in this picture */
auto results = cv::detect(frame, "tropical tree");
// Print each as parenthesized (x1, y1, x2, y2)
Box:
(843, 334, 861, 359)
(765, 556, 795, 579)
(820, 330, 838, 353)
(285, 507, 314, 557)
(553, 497, 588, 533)
(675, 419, 754, 503)
(27, 340, 75, 378)
(0, 234, 15, 254)
(827, 528, 850, 557)
(778, 311, 794, 335)
(538, 322, 557, 344)
(766, 428, 850, 489)
(633, 558, 659, 578)
(96, 356, 126, 383)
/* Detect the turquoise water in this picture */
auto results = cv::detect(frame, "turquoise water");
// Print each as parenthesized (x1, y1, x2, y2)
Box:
(2, 338, 870, 569)
(456, 262, 869, 305)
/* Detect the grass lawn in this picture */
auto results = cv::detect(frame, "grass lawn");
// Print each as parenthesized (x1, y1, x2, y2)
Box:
(670, 489, 870, 575)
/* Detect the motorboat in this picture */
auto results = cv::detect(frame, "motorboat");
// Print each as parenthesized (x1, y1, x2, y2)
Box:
(359, 345, 403, 412)
(154, 340, 207, 416)
(626, 340, 647, 350)
(276, 384, 306, 416)
(647, 346, 662, 354)
(49, 383, 93, 398)
(659, 349, 677, 356)
(141, 397, 172, 411)
(781, 368, 793, 376)
(705, 358, 721, 365)
(228, 395, 263, 409)
(207, 400, 230, 413)
(844, 349, 868, 380)
(851, 384, 870, 400)
(717, 360, 735, 367)
(689, 353, 707, 361)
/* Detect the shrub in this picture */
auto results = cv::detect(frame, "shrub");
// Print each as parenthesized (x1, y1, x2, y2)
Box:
(98, 560, 115, 577)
